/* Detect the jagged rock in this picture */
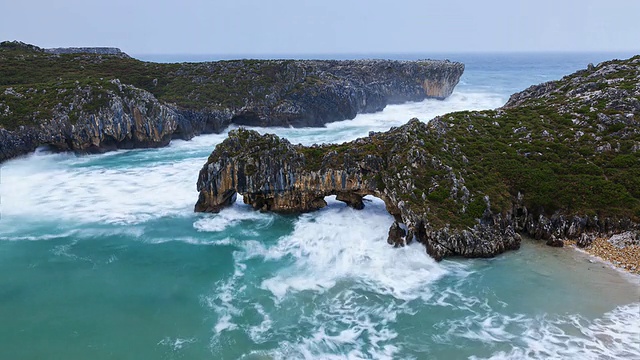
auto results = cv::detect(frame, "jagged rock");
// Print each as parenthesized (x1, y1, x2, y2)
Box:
(546, 236, 564, 247)
(0, 41, 464, 162)
(194, 129, 388, 214)
(387, 222, 406, 247)
(194, 124, 523, 260)
(607, 231, 640, 249)
(195, 56, 639, 261)
(578, 233, 596, 248)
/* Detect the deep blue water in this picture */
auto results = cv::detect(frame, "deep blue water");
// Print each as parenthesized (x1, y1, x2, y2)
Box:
(1, 52, 638, 359)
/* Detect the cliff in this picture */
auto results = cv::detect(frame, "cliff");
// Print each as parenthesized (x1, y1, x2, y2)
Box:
(0, 41, 464, 161)
(44, 47, 129, 57)
(195, 56, 640, 260)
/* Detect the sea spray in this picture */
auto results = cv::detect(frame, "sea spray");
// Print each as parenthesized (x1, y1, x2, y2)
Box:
(2, 53, 638, 359)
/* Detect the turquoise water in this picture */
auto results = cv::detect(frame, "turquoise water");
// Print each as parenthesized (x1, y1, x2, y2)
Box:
(1, 53, 639, 359)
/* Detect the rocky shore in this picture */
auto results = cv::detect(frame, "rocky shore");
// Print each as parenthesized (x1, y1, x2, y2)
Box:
(565, 232, 640, 275)
(196, 56, 639, 261)
(0, 41, 464, 162)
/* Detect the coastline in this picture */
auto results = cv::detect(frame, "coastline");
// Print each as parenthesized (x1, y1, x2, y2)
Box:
(564, 236, 640, 277)
(511, 236, 639, 314)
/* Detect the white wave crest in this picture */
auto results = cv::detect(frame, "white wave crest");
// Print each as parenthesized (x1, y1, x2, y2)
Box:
(450, 303, 640, 360)
(193, 198, 274, 233)
(259, 196, 447, 301)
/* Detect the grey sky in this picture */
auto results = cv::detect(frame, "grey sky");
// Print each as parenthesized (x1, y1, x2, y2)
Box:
(1, 0, 638, 54)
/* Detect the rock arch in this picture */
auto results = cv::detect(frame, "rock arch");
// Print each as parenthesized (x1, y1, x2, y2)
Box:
(194, 128, 408, 243)
(195, 127, 521, 260)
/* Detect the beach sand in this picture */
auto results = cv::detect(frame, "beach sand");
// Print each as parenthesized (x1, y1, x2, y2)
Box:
(565, 236, 640, 275)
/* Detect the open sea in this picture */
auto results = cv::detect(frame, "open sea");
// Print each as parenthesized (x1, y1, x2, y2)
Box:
(1, 52, 639, 359)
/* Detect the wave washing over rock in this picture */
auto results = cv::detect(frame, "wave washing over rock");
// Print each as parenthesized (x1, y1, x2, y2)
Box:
(0, 41, 464, 162)
(195, 56, 640, 260)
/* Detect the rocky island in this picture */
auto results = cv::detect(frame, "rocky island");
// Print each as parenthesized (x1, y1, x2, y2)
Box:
(196, 56, 639, 261)
(0, 41, 463, 162)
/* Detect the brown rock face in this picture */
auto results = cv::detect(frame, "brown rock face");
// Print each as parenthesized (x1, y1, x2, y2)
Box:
(194, 130, 392, 214)
(194, 126, 521, 261)
(195, 56, 640, 261)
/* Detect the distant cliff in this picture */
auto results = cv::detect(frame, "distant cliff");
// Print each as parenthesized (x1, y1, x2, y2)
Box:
(195, 56, 639, 260)
(0, 41, 464, 161)
(44, 47, 129, 57)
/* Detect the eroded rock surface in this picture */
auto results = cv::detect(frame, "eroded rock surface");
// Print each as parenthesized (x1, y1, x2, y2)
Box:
(196, 56, 639, 260)
(0, 41, 464, 161)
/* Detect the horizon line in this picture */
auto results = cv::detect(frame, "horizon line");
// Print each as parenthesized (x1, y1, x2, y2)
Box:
(130, 49, 640, 56)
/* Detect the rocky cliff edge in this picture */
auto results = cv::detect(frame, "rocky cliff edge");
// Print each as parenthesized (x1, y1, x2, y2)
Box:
(195, 56, 639, 260)
(0, 41, 464, 162)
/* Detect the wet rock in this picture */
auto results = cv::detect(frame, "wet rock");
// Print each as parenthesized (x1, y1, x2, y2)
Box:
(546, 236, 564, 247)
(336, 192, 365, 210)
(387, 222, 407, 247)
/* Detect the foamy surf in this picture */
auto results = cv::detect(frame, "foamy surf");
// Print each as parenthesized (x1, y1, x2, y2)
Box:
(202, 196, 453, 358)
(468, 303, 640, 360)
(259, 196, 448, 301)
(246, 90, 505, 145)
(193, 197, 275, 233)
(2, 53, 637, 360)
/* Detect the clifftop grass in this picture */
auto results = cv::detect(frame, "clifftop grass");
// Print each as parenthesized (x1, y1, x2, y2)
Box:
(267, 56, 639, 228)
(399, 56, 639, 226)
(0, 41, 298, 130)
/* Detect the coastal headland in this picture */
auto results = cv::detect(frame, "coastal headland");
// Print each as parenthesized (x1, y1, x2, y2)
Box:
(0, 41, 463, 162)
(196, 56, 639, 262)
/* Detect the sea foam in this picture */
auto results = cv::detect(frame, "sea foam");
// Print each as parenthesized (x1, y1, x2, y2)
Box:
(0, 90, 499, 228)
(468, 303, 640, 360)
(259, 196, 447, 301)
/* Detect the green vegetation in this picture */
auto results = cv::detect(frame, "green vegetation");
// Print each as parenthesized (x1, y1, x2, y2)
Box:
(287, 55, 640, 228)
(397, 56, 639, 227)
(0, 41, 300, 130)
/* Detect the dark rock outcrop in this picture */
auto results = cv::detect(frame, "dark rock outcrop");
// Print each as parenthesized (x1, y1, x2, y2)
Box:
(195, 56, 639, 261)
(387, 222, 408, 247)
(44, 47, 129, 57)
(194, 125, 523, 260)
(0, 41, 464, 162)
(194, 129, 386, 214)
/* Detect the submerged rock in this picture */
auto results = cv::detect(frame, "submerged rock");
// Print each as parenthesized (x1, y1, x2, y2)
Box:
(546, 237, 564, 247)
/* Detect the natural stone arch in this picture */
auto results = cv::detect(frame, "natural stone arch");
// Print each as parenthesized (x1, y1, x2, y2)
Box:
(194, 128, 408, 244)
(195, 127, 522, 260)
(194, 163, 400, 217)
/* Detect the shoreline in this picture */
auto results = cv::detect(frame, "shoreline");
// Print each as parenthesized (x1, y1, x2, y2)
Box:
(564, 236, 640, 278)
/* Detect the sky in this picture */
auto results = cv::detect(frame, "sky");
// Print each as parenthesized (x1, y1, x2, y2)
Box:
(1, 0, 638, 55)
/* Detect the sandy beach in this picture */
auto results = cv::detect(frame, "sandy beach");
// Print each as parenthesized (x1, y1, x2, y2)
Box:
(564, 235, 640, 276)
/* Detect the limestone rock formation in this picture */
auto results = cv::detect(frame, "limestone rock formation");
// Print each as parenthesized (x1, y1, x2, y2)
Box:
(387, 222, 408, 247)
(44, 47, 129, 57)
(196, 56, 639, 260)
(195, 130, 385, 214)
(0, 41, 464, 162)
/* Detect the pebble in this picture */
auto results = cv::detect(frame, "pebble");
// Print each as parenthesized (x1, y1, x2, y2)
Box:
(564, 236, 640, 275)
